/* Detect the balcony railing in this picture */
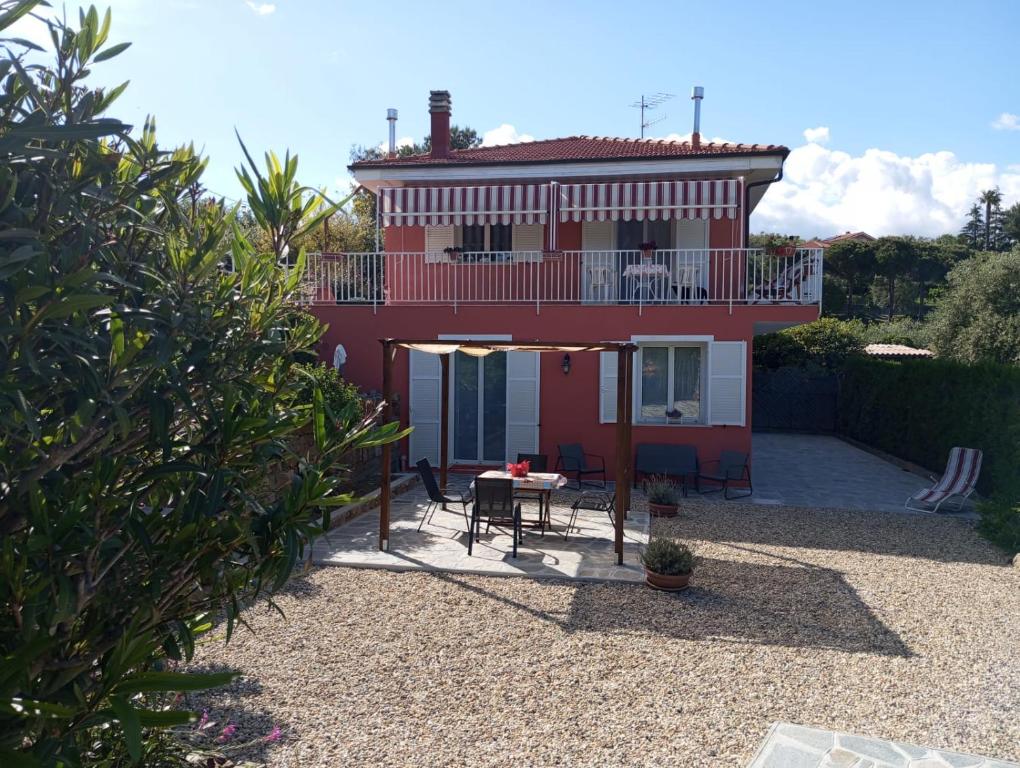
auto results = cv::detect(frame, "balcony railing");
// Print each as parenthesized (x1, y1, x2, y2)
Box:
(295, 248, 823, 312)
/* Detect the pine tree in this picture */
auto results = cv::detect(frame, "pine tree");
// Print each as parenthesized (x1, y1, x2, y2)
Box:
(960, 203, 984, 249)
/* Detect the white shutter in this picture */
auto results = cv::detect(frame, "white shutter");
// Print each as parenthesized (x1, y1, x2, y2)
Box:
(708, 341, 746, 426)
(582, 220, 614, 250)
(511, 223, 543, 262)
(408, 349, 442, 464)
(599, 351, 618, 423)
(505, 352, 540, 461)
(424, 225, 454, 263)
(582, 221, 617, 303)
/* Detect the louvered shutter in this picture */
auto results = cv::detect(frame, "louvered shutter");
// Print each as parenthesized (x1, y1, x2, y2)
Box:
(424, 225, 454, 263)
(708, 341, 746, 426)
(408, 349, 442, 464)
(599, 351, 618, 423)
(505, 352, 540, 461)
(511, 223, 544, 262)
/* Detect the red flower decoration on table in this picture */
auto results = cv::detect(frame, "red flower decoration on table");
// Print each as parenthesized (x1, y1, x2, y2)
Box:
(506, 460, 530, 478)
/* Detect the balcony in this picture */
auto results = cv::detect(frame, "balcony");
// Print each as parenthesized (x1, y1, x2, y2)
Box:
(295, 248, 823, 312)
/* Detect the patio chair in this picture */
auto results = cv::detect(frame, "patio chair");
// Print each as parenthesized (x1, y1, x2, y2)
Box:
(633, 443, 699, 495)
(698, 450, 752, 499)
(564, 491, 616, 541)
(904, 447, 982, 513)
(514, 453, 549, 534)
(556, 443, 607, 489)
(469, 477, 522, 558)
(416, 458, 472, 532)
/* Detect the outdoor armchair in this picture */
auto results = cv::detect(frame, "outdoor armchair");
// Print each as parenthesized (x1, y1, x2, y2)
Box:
(416, 458, 473, 532)
(556, 443, 607, 489)
(698, 450, 752, 499)
(564, 491, 616, 541)
(514, 453, 550, 533)
(469, 477, 522, 558)
(904, 447, 982, 513)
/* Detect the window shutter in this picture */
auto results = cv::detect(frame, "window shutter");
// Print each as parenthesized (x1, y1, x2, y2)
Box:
(408, 349, 442, 463)
(708, 341, 746, 426)
(424, 225, 454, 263)
(582, 220, 614, 250)
(599, 351, 618, 423)
(511, 223, 543, 262)
(505, 352, 540, 461)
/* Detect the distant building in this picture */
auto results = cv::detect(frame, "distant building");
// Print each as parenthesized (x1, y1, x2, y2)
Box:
(802, 231, 876, 249)
(864, 343, 934, 360)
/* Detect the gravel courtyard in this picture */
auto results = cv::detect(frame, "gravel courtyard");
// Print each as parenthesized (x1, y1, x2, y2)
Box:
(192, 501, 1020, 767)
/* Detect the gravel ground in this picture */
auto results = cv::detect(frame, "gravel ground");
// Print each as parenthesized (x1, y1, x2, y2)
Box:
(190, 501, 1020, 767)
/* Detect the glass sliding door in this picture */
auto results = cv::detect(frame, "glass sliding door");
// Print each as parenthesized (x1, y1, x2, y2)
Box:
(452, 351, 507, 463)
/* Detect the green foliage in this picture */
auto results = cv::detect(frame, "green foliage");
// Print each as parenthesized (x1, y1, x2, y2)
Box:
(926, 249, 1020, 365)
(349, 124, 481, 164)
(754, 318, 865, 370)
(640, 538, 697, 575)
(295, 363, 364, 431)
(748, 232, 800, 250)
(837, 357, 1020, 501)
(644, 475, 681, 506)
(976, 497, 1020, 556)
(825, 239, 877, 314)
(860, 317, 931, 349)
(0, 5, 408, 764)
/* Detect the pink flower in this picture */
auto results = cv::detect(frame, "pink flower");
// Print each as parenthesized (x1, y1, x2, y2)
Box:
(265, 725, 282, 743)
(216, 723, 237, 743)
(195, 710, 209, 731)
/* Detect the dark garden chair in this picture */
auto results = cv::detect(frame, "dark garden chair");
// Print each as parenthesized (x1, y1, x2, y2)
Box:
(633, 443, 699, 495)
(514, 453, 550, 534)
(469, 477, 522, 558)
(416, 458, 472, 532)
(564, 491, 616, 540)
(698, 451, 752, 499)
(555, 443, 607, 489)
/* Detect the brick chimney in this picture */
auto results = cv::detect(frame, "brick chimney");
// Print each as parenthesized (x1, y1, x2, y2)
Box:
(429, 90, 451, 159)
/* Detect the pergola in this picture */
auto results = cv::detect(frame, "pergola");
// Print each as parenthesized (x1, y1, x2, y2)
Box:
(378, 338, 637, 564)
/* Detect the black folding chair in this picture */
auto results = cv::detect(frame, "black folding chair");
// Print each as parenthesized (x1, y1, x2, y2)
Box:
(514, 452, 549, 534)
(469, 478, 522, 558)
(555, 443, 607, 489)
(698, 451, 752, 500)
(564, 491, 616, 540)
(416, 458, 472, 532)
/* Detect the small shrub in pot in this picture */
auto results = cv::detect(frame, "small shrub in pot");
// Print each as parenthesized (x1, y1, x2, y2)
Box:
(645, 475, 681, 517)
(640, 537, 697, 591)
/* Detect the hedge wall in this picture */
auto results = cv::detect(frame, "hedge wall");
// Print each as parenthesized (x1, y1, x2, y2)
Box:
(837, 356, 1020, 498)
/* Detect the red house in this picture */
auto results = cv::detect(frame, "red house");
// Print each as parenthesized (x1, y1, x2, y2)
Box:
(305, 90, 822, 479)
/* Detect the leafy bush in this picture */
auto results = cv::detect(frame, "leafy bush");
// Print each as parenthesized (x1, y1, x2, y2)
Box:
(754, 318, 864, 370)
(0, 7, 405, 765)
(645, 475, 681, 506)
(753, 332, 809, 369)
(295, 363, 365, 430)
(860, 317, 931, 349)
(640, 538, 697, 575)
(976, 497, 1020, 556)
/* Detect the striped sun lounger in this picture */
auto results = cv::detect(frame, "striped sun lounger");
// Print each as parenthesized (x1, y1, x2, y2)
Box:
(905, 446, 982, 513)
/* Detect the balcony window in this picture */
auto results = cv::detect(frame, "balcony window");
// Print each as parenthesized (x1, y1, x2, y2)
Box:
(458, 223, 513, 262)
(638, 344, 704, 424)
(616, 219, 672, 250)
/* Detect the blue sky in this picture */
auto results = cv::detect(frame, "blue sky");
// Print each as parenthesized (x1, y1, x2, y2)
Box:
(11, 0, 1020, 236)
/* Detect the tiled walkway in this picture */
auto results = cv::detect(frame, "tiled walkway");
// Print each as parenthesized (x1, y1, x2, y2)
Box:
(312, 476, 648, 582)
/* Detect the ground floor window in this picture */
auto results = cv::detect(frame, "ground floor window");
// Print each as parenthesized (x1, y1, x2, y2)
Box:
(638, 344, 704, 424)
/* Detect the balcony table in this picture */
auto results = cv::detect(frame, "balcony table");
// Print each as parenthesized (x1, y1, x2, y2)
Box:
(472, 470, 568, 531)
(623, 262, 671, 302)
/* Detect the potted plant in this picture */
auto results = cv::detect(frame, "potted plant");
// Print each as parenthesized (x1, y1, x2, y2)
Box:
(443, 245, 463, 262)
(640, 537, 697, 591)
(767, 238, 798, 257)
(639, 240, 656, 262)
(645, 474, 681, 517)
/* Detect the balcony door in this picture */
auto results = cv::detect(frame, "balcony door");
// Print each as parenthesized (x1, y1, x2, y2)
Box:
(452, 351, 507, 464)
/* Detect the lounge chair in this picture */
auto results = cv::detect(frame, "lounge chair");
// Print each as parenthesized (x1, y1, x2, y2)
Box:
(556, 444, 607, 489)
(416, 458, 472, 532)
(633, 443, 699, 495)
(698, 450, 752, 499)
(469, 477, 522, 558)
(904, 447, 982, 513)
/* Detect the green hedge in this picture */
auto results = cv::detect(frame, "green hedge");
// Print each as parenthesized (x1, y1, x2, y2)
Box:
(837, 356, 1020, 499)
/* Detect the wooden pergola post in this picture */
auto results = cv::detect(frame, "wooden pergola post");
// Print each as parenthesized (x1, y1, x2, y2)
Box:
(614, 348, 629, 565)
(379, 340, 394, 551)
(439, 353, 450, 494)
(622, 347, 634, 523)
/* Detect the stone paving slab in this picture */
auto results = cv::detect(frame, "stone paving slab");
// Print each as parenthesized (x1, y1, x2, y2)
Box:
(312, 477, 648, 582)
(748, 723, 1019, 768)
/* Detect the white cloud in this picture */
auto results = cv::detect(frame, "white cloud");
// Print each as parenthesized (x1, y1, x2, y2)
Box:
(991, 112, 1020, 131)
(375, 136, 415, 154)
(753, 133, 1020, 237)
(803, 126, 830, 144)
(659, 131, 732, 144)
(481, 124, 535, 147)
(4, 7, 54, 50)
(244, 1, 276, 15)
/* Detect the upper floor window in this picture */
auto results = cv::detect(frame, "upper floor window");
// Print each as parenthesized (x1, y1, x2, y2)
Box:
(459, 223, 512, 261)
(617, 219, 672, 250)
(638, 344, 704, 424)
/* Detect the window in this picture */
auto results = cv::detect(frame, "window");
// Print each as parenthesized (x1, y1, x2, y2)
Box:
(616, 219, 672, 250)
(458, 223, 513, 262)
(637, 345, 704, 424)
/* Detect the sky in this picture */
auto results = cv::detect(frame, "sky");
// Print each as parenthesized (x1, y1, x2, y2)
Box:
(9, 0, 1020, 238)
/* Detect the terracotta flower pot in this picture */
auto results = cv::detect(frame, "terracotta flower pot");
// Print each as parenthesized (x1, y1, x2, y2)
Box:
(644, 567, 691, 591)
(648, 502, 679, 518)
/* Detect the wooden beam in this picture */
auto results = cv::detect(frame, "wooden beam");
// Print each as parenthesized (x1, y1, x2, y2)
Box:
(622, 348, 634, 530)
(614, 349, 628, 565)
(439, 353, 450, 493)
(379, 340, 394, 551)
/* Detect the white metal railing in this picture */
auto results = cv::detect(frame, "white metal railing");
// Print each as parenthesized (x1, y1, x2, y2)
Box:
(295, 249, 823, 311)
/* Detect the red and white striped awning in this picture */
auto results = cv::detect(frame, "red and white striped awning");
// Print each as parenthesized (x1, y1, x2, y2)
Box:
(379, 185, 549, 227)
(557, 180, 740, 222)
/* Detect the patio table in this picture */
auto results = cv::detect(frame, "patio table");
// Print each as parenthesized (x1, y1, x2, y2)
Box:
(623, 262, 670, 302)
(473, 470, 568, 530)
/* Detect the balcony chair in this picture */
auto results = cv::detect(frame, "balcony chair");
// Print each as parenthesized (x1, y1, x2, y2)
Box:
(564, 491, 616, 541)
(514, 452, 550, 534)
(904, 447, 982, 513)
(698, 450, 753, 500)
(469, 477, 522, 558)
(556, 444, 607, 490)
(416, 458, 473, 533)
(585, 265, 615, 303)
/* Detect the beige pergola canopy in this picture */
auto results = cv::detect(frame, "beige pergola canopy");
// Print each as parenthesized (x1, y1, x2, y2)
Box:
(377, 338, 637, 564)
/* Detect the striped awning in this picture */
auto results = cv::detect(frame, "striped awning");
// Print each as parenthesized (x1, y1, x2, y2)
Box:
(379, 185, 549, 227)
(557, 179, 741, 222)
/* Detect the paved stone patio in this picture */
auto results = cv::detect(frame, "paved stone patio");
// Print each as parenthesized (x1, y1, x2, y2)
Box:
(312, 476, 648, 582)
(749, 723, 1019, 768)
(747, 434, 940, 514)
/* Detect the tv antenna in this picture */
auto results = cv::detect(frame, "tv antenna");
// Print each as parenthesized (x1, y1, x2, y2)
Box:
(630, 92, 674, 138)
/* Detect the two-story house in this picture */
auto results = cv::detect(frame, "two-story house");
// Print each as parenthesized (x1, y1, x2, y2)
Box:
(304, 90, 821, 479)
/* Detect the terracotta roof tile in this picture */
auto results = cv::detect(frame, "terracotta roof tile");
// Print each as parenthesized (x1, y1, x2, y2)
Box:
(350, 135, 789, 169)
(865, 343, 934, 358)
